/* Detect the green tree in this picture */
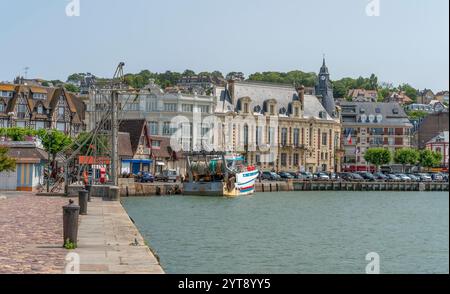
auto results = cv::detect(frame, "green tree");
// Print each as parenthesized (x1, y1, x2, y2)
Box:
(364, 148, 392, 171)
(0, 127, 36, 141)
(398, 83, 418, 103)
(182, 69, 196, 77)
(0, 147, 16, 172)
(64, 83, 80, 93)
(394, 148, 420, 172)
(38, 129, 72, 158)
(419, 150, 443, 171)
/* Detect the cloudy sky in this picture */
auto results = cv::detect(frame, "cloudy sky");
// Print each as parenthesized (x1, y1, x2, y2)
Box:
(1, 0, 448, 91)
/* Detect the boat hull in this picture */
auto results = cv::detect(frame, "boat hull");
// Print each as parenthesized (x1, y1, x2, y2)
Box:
(183, 170, 260, 197)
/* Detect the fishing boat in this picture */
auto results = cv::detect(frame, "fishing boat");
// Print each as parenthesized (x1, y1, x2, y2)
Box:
(183, 151, 259, 197)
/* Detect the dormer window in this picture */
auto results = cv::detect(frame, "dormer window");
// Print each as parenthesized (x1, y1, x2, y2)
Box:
(244, 103, 249, 114)
(295, 107, 299, 117)
(270, 105, 275, 115)
(37, 105, 43, 114)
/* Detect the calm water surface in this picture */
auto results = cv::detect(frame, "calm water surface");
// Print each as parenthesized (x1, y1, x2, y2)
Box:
(123, 192, 449, 274)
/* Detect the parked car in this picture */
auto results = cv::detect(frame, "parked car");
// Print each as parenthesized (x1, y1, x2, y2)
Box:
(155, 169, 178, 182)
(416, 173, 432, 182)
(279, 172, 294, 180)
(288, 172, 303, 179)
(350, 173, 365, 181)
(373, 172, 389, 181)
(407, 174, 420, 182)
(315, 172, 330, 181)
(431, 173, 444, 182)
(357, 172, 376, 181)
(340, 172, 363, 181)
(329, 173, 341, 181)
(387, 174, 401, 182)
(300, 172, 314, 180)
(139, 172, 155, 183)
(396, 174, 412, 182)
(262, 171, 281, 181)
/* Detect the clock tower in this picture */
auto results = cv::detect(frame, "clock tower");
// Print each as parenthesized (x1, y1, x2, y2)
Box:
(315, 57, 336, 118)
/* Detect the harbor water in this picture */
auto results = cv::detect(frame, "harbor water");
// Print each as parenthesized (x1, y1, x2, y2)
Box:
(123, 191, 449, 274)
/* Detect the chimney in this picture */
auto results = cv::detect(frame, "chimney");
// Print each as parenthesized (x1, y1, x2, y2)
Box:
(296, 85, 305, 109)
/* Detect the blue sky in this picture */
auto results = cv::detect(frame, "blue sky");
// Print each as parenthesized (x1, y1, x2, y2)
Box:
(0, 0, 448, 91)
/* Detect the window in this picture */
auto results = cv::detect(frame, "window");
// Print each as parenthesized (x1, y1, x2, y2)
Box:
(37, 105, 43, 114)
(16, 121, 26, 128)
(146, 97, 158, 112)
(164, 103, 177, 112)
(0, 91, 13, 98)
(151, 140, 161, 148)
(18, 104, 27, 113)
(33, 93, 46, 100)
(322, 132, 328, 146)
(281, 128, 288, 146)
(57, 122, 66, 132)
(35, 121, 45, 130)
(163, 122, 176, 136)
(256, 154, 261, 165)
(0, 103, 4, 112)
(281, 153, 287, 166)
(295, 107, 299, 117)
(182, 104, 193, 112)
(149, 122, 159, 135)
(0, 119, 7, 127)
(293, 128, 300, 147)
(256, 126, 262, 146)
(268, 127, 275, 146)
(293, 153, 299, 166)
(199, 105, 210, 113)
(270, 105, 275, 115)
(243, 125, 249, 146)
(244, 103, 249, 113)
(58, 107, 65, 116)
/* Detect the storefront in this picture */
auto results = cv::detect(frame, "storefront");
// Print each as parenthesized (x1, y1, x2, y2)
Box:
(122, 159, 153, 175)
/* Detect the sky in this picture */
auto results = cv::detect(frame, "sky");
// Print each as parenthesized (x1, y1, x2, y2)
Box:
(0, 0, 448, 91)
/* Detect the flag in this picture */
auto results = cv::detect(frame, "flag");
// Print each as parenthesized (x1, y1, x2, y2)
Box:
(347, 130, 353, 145)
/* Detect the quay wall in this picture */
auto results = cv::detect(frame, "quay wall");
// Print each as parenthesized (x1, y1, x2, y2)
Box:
(68, 180, 449, 197)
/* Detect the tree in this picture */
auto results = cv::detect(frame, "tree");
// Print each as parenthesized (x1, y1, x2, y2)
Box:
(182, 69, 196, 77)
(38, 129, 72, 156)
(0, 127, 36, 141)
(398, 83, 418, 103)
(419, 150, 443, 171)
(226, 72, 245, 81)
(394, 148, 420, 172)
(0, 147, 16, 173)
(364, 148, 392, 171)
(64, 83, 80, 93)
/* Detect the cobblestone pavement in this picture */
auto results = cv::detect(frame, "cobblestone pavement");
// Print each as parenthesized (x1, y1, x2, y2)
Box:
(0, 195, 69, 274)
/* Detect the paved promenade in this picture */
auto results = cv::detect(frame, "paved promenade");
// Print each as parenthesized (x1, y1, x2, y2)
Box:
(0, 193, 67, 274)
(75, 198, 165, 274)
(0, 193, 164, 274)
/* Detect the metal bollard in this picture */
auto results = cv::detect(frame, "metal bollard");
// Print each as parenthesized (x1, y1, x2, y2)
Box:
(63, 200, 80, 248)
(78, 190, 88, 215)
(108, 186, 120, 202)
(85, 184, 92, 202)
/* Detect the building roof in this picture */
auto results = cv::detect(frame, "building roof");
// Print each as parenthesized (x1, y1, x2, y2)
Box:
(216, 81, 336, 121)
(348, 89, 378, 99)
(340, 102, 413, 127)
(118, 132, 133, 157)
(0, 141, 48, 164)
(427, 131, 449, 144)
(0, 84, 15, 91)
(149, 136, 172, 159)
(118, 119, 148, 154)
